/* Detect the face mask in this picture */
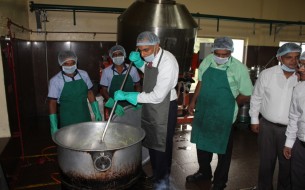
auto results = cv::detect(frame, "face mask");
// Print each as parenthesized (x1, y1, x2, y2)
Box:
(112, 56, 125, 65)
(62, 65, 77, 74)
(281, 64, 295, 72)
(144, 46, 156, 62)
(213, 55, 229, 65)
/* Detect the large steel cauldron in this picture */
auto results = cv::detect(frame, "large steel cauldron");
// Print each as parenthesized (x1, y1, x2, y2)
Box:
(112, 105, 150, 165)
(117, 0, 198, 74)
(53, 122, 145, 190)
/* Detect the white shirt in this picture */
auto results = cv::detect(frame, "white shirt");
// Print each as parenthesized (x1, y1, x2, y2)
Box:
(249, 65, 298, 125)
(285, 82, 305, 148)
(137, 48, 179, 104)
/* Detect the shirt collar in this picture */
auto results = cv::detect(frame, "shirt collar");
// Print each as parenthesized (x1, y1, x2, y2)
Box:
(151, 47, 163, 64)
(111, 63, 127, 74)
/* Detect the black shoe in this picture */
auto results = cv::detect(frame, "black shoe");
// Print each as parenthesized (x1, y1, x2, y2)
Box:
(143, 176, 155, 189)
(186, 171, 212, 182)
(211, 184, 226, 190)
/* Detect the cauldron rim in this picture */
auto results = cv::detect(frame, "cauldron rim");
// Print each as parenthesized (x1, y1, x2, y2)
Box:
(52, 121, 145, 152)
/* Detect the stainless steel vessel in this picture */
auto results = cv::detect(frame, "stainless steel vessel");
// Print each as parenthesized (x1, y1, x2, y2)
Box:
(112, 105, 150, 165)
(117, 0, 198, 74)
(53, 122, 145, 190)
(238, 103, 251, 123)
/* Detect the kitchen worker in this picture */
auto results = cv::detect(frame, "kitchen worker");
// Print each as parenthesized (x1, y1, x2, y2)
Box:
(48, 50, 102, 135)
(100, 45, 141, 117)
(114, 31, 179, 189)
(283, 72, 305, 190)
(186, 37, 253, 190)
(249, 43, 301, 190)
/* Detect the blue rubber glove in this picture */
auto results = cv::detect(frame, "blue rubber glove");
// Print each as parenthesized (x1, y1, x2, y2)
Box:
(49, 114, 58, 136)
(129, 51, 144, 68)
(105, 98, 125, 116)
(115, 104, 125, 116)
(91, 101, 103, 121)
(114, 90, 139, 105)
(114, 90, 127, 101)
(105, 98, 115, 108)
(125, 92, 139, 105)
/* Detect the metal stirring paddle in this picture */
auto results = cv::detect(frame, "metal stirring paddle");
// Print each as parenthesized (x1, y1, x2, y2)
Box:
(101, 61, 134, 142)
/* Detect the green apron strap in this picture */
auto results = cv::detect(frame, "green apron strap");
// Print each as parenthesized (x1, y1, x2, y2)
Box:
(59, 72, 91, 127)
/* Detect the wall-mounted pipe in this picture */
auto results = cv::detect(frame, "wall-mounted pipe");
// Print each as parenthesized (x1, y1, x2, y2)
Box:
(29, 1, 305, 26)
(29, 1, 125, 14)
(7, 19, 117, 36)
(191, 13, 305, 26)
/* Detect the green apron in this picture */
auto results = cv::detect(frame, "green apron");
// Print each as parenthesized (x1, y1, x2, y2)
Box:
(191, 64, 235, 154)
(108, 68, 134, 107)
(141, 50, 171, 152)
(59, 72, 91, 127)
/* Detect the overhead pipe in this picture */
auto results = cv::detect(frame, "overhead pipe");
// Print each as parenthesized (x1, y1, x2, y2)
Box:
(190, 13, 305, 26)
(7, 19, 116, 35)
(30, 1, 305, 27)
(29, 1, 125, 14)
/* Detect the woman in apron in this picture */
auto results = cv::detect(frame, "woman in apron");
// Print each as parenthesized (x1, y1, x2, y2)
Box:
(48, 50, 102, 135)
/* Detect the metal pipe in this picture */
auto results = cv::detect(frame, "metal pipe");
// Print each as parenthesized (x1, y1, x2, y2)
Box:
(29, 1, 305, 33)
(6, 20, 117, 35)
(191, 13, 305, 26)
(29, 1, 125, 14)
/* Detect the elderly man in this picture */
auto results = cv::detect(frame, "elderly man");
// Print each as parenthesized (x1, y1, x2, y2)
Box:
(250, 43, 301, 190)
(186, 37, 253, 190)
(114, 31, 179, 189)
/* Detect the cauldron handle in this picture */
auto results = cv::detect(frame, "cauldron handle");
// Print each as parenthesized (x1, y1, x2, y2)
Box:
(93, 152, 112, 172)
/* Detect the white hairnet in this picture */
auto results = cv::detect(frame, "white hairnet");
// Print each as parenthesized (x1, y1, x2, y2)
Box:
(211, 37, 234, 52)
(276, 43, 302, 57)
(58, 50, 77, 66)
(136, 31, 160, 46)
(300, 51, 305, 60)
(109, 45, 126, 58)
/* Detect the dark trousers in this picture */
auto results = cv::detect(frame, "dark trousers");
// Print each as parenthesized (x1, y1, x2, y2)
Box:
(291, 139, 305, 190)
(197, 127, 234, 188)
(258, 118, 291, 190)
(149, 100, 177, 182)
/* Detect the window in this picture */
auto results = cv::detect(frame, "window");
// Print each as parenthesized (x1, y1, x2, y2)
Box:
(195, 37, 245, 63)
(190, 37, 245, 92)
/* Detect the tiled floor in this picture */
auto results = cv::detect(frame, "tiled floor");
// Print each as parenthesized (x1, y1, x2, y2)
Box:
(0, 116, 274, 190)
